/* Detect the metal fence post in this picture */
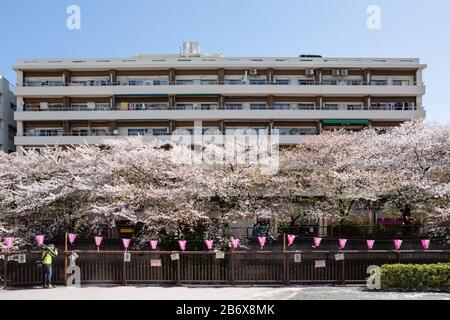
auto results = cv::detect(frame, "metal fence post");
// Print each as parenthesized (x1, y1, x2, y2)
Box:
(341, 258, 346, 285)
(229, 251, 235, 286)
(396, 251, 401, 264)
(123, 257, 127, 286)
(284, 252, 290, 285)
(3, 253, 8, 288)
(176, 257, 181, 286)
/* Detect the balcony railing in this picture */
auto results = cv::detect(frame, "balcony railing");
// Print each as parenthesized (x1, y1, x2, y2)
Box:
(21, 79, 424, 87)
(23, 130, 113, 137)
(21, 104, 420, 112)
(21, 130, 319, 138)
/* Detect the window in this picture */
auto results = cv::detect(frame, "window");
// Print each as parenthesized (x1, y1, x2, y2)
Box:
(176, 104, 194, 110)
(199, 104, 218, 110)
(173, 128, 194, 135)
(273, 104, 290, 110)
(321, 80, 338, 85)
(127, 128, 170, 136)
(25, 80, 64, 87)
(153, 128, 169, 136)
(32, 129, 62, 136)
(95, 103, 112, 111)
(90, 128, 109, 136)
(10, 103, 17, 111)
(176, 80, 195, 85)
(153, 80, 169, 86)
(275, 79, 290, 85)
(250, 104, 267, 110)
(346, 104, 363, 110)
(225, 104, 243, 110)
(8, 126, 16, 140)
(72, 129, 89, 136)
(225, 79, 244, 85)
(298, 103, 315, 110)
(249, 79, 267, 85)
(298, 79, 315, 85)
(392, 80, 410, 86)
(226, 127, 269, 135)
(149, 104, 169, 110)
(275, 127, 317, 135)
(71, 104, 89, 111)
(370, 80, 388, 86)
(322, 104, 339, 110)
(202, 128, 221, 135)
(200, 79, 218, 85)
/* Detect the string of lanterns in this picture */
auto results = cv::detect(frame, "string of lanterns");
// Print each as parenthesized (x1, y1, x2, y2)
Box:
(1, 234, 432, 252)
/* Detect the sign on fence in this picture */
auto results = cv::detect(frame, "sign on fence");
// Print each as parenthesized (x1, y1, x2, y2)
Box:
(335, 253, 345, 261)
(18, 254, 26, 264)
(171, 253, 180, 261)
(215, 251, 225, 259)
(124, 252, 131, 262)
(315, 260, 326, 268)
(294, 253, 302, 263)
(150, 259, 162, 267)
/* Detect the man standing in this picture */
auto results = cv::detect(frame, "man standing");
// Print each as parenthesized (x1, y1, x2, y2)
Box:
(41, 244, 58, 289)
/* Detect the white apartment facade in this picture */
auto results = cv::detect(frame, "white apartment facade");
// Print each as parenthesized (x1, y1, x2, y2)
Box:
(0, 76, 16, 153)
(13, 44, 426, 149)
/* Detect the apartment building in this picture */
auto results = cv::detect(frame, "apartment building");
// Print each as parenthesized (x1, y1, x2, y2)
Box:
(13, 43, 426, 149)
(0, 76, 16, 153)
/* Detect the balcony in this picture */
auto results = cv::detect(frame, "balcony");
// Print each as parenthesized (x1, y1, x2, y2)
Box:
(15, 104, 426, 122)
(16, 79, 425, 99)
(15, 129, 310, 146)
(21, 79, 424, 87)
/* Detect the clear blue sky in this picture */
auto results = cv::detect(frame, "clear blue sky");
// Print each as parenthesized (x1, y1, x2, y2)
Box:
(0, 0, 449, 122)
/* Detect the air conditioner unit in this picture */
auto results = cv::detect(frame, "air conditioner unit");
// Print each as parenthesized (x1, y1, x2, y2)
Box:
(332, 69, 341, 76)
(249, 68, 258, 76)
(87, 102, 96, 110)
(340, 69, 349, 77)
(39, 102, 48, 110)
(305, 68, 315, 76)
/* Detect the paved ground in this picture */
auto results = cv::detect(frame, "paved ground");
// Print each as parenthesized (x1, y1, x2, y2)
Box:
(1, 285, 449, 300)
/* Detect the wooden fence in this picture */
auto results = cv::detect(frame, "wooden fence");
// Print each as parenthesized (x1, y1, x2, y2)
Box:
(1, 250, 449, 287)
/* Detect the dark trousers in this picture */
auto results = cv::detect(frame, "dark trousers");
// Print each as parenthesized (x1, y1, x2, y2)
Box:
(41, 264, 52, 286)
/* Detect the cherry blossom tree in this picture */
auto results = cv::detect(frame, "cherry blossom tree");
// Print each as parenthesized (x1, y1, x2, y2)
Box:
(1, 120, 449, 247)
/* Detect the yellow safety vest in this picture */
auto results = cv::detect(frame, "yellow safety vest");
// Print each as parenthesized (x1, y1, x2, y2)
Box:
(41, 249, 58, 265)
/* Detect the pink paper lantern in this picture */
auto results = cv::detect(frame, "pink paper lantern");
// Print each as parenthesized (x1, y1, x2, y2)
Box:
(205, 240, 214, 250)
(68, 233, 77, 245)
(150, 240, 158, 250)
(231, 237, 240, 249)
(4, 237, 14, 249)
(421, 239, 430, 250)
(312, 237, 322, 248)
(178, 240, 187, 251)
(367, 240, 375, 250)
(122, 239, 131, 250)
(394, 239, 403, 250)
(339, 239, 347, 250)
(94, 236, 103, 247)
(287, 234, 296, 246)
(35, 235, 45, 245)
(258, 236, 266, 250)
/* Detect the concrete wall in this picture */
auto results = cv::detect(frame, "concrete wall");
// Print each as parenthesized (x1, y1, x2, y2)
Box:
(0, 77, 16, 153)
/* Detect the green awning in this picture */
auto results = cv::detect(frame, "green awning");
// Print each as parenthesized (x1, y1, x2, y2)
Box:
(322, 119, 369, 125)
